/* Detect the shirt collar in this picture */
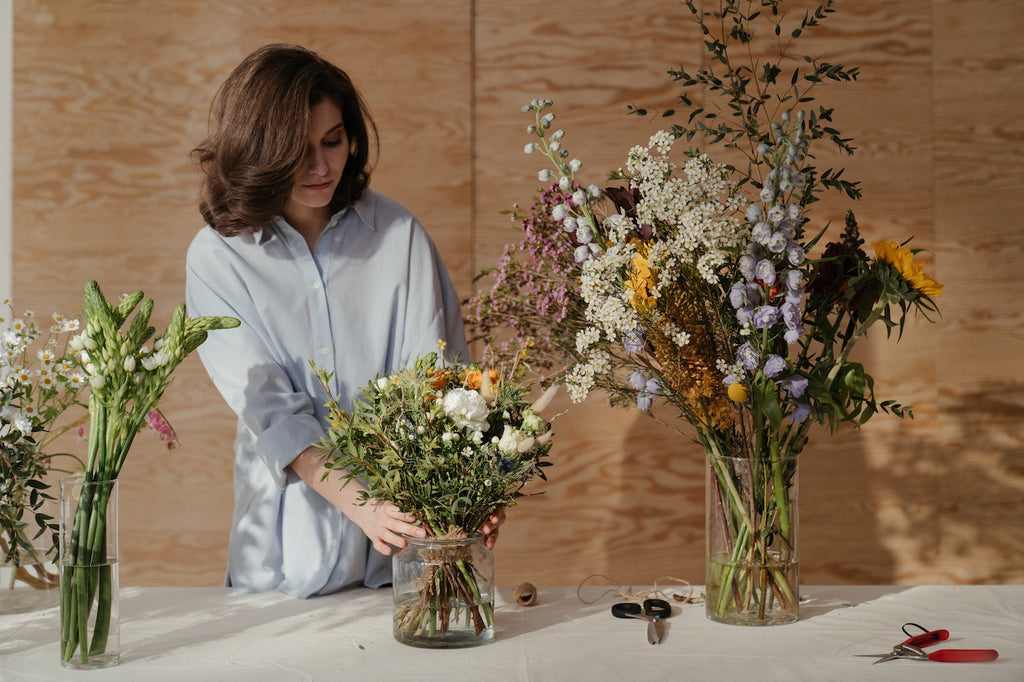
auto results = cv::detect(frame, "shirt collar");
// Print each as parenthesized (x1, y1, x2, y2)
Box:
(256, 189, 377, 244)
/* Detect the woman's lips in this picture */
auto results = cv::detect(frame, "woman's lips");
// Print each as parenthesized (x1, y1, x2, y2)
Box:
(303, 181, 332, 191)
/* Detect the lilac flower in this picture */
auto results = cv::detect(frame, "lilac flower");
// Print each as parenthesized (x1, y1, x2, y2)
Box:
(766, 231, 788, 254)
(628, 371, 662, 411)
(781, 301, 801, 328)
(622, 327, 646, 353)
(729, 282, 750, 309)
(574, 245, 592, 263)
(790, 403, 811, 424)
(785, 376, 809, 398)
(763, 354, 787, 378)
(784, 326, 803, 345)
(751, 222, 772, 245)
(754, 259, 777, 286)
(746, 204, 763, 224)
(753, 305, 780, 330)
(736, 307, 755, 326)
(787, 245, 806, 266)
(737, 342, 759, 371)
(739, 254, 757, 280)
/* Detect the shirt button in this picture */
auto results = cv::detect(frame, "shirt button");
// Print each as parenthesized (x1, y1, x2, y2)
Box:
(313, 281, 322, 290)
(321, 347, 330, 355)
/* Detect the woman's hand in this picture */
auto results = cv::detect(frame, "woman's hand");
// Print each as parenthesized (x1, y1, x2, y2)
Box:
(479, 508, 506, 550)
(346, 499, 425, 556)
(288, 446, 425, 555)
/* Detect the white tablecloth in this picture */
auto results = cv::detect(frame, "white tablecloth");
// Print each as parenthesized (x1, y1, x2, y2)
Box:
(1, 585, 1021, 681)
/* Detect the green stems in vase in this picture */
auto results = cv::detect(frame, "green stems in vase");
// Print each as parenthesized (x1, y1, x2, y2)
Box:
(57, 281, 238, 667)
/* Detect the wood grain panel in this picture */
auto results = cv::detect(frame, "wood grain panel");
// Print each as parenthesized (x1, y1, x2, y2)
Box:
(11, 0, 1024, 590)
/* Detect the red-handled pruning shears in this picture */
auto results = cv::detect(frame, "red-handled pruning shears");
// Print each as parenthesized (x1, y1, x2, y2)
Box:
(858, 623, 999, 664)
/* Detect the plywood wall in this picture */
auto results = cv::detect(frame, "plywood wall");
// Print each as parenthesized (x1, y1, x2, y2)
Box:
(10, 0, 1024, 589)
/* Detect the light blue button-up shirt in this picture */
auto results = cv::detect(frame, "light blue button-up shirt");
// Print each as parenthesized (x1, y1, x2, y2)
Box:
(185, 189, 468, 597)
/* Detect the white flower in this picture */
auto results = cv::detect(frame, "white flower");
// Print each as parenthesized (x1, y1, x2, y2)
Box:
(442, 388, 490, 432)
(498, 425, 527, 456)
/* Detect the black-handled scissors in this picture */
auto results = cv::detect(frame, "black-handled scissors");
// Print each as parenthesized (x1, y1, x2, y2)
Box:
(611, 598, 672, 644)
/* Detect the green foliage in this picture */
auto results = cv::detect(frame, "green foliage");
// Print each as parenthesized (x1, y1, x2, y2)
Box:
(634, 0, 861, 205)
(314, 353, 555, 537)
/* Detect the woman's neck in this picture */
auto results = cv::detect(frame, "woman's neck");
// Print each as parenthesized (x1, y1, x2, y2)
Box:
(284, 205, 329, 252)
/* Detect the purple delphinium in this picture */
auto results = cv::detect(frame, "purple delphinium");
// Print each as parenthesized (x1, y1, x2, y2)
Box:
(763, 354, 787, 378)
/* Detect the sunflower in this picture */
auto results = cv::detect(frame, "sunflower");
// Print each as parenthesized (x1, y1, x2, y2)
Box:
(872, 240, 943, 298)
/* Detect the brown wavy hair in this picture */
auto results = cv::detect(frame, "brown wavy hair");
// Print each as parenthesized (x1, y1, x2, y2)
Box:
(193, 44, 378, 236)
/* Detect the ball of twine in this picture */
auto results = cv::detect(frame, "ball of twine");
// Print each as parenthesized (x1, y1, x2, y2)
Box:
(514, 582, 538, 606)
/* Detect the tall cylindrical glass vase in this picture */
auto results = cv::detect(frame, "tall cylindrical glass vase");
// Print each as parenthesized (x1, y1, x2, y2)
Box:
(59, 475, 120, 669)
(706, 451, 799, 625)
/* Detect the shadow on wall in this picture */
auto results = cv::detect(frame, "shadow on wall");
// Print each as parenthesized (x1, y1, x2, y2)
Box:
(872, 381, 1024, 583)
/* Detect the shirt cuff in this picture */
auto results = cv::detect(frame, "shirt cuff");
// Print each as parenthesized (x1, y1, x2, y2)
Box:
(257, 414, 326, 488)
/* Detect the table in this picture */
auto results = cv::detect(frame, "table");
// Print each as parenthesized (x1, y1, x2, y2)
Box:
(2, 585, 1022, 681)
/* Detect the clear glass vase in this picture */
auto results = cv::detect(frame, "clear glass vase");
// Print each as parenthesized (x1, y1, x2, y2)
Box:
(706, 451, 799, 625)
(392, 533, 495, 648)
(59, 475, 120, 669)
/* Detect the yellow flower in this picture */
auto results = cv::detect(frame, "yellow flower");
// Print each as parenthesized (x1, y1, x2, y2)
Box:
(627, 243, 657, 309)
(872, 240, 943, 298)
(727, 381, 749, 403)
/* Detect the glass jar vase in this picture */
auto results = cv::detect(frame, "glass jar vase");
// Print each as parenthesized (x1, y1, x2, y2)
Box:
(392, 533, 494, 648)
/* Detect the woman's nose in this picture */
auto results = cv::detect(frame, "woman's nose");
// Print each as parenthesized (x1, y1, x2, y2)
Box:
(306, 147, 328, 175)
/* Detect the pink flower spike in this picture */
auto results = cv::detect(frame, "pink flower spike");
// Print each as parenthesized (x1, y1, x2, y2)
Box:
(145, 409, 181, 449)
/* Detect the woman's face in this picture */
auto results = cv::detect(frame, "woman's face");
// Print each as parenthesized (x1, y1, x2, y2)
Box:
(284, 98, 350, 225)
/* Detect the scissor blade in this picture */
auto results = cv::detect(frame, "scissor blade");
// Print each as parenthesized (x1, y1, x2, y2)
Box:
(646, 619, 659, 644)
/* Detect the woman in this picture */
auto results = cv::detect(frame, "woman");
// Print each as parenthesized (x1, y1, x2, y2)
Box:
(186, 44, 501, 597)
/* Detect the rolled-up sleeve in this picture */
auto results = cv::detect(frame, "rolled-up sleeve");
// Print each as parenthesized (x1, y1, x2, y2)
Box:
(186, 229, 323, 488)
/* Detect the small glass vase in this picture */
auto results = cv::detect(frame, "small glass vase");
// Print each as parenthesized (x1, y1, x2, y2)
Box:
(706, 451, 799, 626)
(0, 541, 61, 615)
(59, 475, 120, 669)
(392, 533, 495, 648)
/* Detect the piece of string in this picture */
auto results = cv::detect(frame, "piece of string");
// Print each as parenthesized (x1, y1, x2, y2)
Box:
(576, 574, 703, 606)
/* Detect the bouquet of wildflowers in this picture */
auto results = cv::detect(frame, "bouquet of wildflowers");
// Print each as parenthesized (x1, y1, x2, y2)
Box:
(469, 0, 941, 623)
(314, 350, 556, 638)
(1, 301, 88, 588)
(60, 281, 238, 664)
